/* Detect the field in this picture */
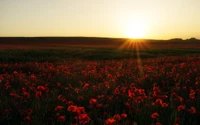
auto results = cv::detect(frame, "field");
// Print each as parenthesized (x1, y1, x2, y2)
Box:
(0, 38, 200, 125)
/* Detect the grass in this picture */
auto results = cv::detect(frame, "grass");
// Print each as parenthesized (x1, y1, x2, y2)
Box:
(0, 42, 200, 125)
(1, 46, 200, 63)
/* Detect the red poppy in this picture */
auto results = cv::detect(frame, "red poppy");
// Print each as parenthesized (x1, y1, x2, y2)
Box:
(155, 99, 163, 105)
(55, 106, 64, 111)
(30, 74, 36, 80)
(58, 95, 63, 100)
(76, 107, 85, 114)
(89, 99, 97, 105)
(78, 113, 91, 124)
(24, 116, 32, 123)
(155, 122, 162, 125)
(58, 115, 65, 122)
(128, 90, 134, 98)
(177, 105, 185, 112)
(24, 109, 32, 115)
(113, 114, 121, 121)
(37, 85, 46, 91)
(161, 103, 169, 108)
(188, 107, 196, 114)
(105, 118, 116, 125)
(67, 105, 77, 112)
(151, 112, 159, 119)
(121, 113, 127, 119)
(35, 91, 42, 98)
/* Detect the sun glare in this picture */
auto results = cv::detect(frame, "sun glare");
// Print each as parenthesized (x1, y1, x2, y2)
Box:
(123, 19, 147, 39)
(125, 23, 145, 39)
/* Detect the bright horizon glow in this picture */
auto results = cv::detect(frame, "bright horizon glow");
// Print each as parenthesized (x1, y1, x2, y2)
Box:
(1, 0, 200, 39)
(125, 24, 145, 39)
(123, 19, 147, 38)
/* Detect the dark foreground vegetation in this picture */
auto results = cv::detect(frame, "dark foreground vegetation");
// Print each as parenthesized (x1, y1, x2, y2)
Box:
(0, 37, 200, 125)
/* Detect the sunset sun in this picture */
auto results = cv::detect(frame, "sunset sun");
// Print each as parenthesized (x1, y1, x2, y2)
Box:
(125, 22, 146, 39)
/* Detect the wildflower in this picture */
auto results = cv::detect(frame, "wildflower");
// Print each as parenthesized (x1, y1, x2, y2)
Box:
(67, 105, 77, 112)
(121, 113, 127, 119)
(23, 91, 30, 98)
(137, 89, 145, 95)
(9, 92, 17, 97)
(125, 103, 130, 108)
(113, 87, 120, 95)
(30, 74, 36, 80)
(177, 105, 185, 112)
(176, 96, 183, 102)
(68, 101, 74, 105)
(106, 118, 116, 125)
(153, 85, 160, 93)
(89, 99, 97, 105)
(58, 115, 65, 122)
(151, 112, 159, 119)
(83, 83, 89, 88)
(189, 90, 195, 99)
(188, 107, 196, 114)
(24, 116, 32, 123)
(96, 103, 104, 108)
(13, 71, 18, 75)
(161, 103, 168, 108)
(58, 95, 63, 100)
(57, 82, 61, 87)
(62, 99, 68, 104)
(155, 122, 162, 125)
(35, 91, 42, 98)
(78, 113, 91, 124)
(76, 107, 85, 114)
(155, 99, 163, 105)
(24, 109, 32, 115)
(55, 106, 64, 111)
(113, 114, 121, 121)
(128, 90, 134, 98)
(37, 85, 46, 91)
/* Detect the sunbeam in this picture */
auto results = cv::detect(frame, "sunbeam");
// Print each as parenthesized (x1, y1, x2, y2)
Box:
(118, 39, 147, 79)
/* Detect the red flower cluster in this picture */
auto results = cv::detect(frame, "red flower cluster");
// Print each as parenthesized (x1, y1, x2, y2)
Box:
(1, 56, 200, 124)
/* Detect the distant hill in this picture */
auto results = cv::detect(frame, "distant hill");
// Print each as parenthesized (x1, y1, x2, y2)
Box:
(0, 37, 199, 43)
(0, 37, 200, 49)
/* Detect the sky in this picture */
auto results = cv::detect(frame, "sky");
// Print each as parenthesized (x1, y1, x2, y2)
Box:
(1, 0, 200, 39)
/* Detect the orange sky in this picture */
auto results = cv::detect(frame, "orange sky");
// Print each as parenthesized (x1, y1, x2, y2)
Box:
(1, 0, 200, 39)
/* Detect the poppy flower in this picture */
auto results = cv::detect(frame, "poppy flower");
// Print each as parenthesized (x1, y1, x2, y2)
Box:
(105, 118, 116, 125)
(78, 113, 91, 124)
(121, 113, 127, 119)
(188, 107, 196, 114)
(113, 114, 121, 121)
(151, 112, 159, 119)
(35, 91, 42, 98)
(24, 116, 32, 123)
(55, 106, 64, 111)
(177, 105, 185, 112)
(24, 109, 32, 115)
(89, 99, 97, 105)
(67, 105, 77, 112)
(58, 115, 65, 122)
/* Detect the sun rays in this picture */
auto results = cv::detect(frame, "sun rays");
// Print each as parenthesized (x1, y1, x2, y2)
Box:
(118, 39, 149, 79)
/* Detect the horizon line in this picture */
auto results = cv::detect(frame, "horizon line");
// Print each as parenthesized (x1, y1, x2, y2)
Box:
(0, 36, 199, 41)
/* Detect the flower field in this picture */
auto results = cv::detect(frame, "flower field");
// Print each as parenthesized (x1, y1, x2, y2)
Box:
(0, 56, 200, 125)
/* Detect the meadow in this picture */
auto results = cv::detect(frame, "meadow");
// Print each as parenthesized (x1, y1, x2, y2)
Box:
(0, 38, 200, 125)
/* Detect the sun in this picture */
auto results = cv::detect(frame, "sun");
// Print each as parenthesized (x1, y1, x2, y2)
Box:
(125, 23, 145, 39)
(122, 19, 147, 39)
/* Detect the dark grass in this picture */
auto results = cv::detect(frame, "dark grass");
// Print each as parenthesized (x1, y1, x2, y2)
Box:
(1, 46, 200, 63)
